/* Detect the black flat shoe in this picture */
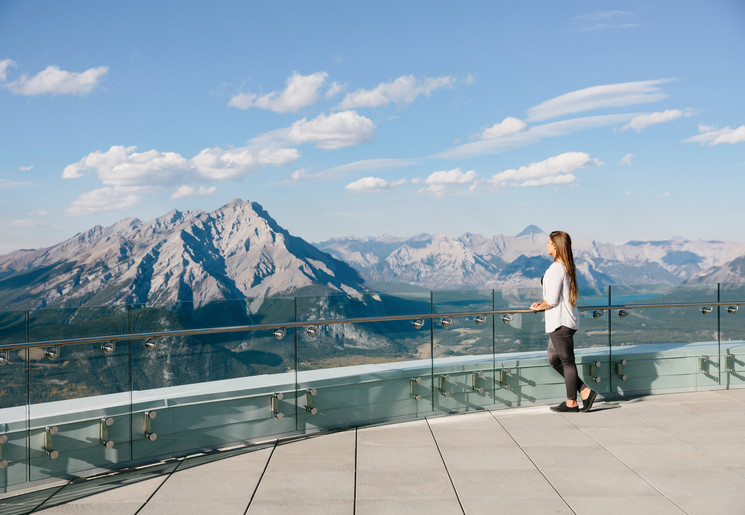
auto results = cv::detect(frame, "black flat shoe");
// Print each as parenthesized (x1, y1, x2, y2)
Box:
(580, 390, 598, 412)
(550, 401, 579, 413)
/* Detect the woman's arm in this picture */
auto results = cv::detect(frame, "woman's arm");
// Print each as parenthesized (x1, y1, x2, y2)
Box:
(530, 300, 554, 311)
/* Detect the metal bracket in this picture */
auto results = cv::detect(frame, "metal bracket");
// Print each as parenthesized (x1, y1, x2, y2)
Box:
(45, 426, 59, 459)
(410, 377, 423, 401)
(144, 411, 157, 441)
(0, 434, 7, 469)
(305, 389, 318, 415)
(726, 354, 737, 374)
(589, 361, 602, 383)
(471, 371, 485, 393)
(271, 393, 284, 419)
(438, 374, 451, 397)
(100, 417, 114, 448)
(616, 360, 628, 381)
(700, 355, 710, 375)
(498, 368, 512, 390)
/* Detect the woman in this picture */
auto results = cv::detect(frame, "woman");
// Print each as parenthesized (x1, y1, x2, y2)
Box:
(530, 231, 597, 413)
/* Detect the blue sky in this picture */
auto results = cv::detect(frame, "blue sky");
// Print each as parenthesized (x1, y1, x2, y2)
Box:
(1, 1, 744, 254)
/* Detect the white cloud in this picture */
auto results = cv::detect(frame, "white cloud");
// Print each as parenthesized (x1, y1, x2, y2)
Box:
(286, 110, 375, 149)
(191, 146, 299, 180)
(480, 117, 527, 139)
(658, 192, 671, 198)
(338, 74, 455, 109)
(62, 145, 191, 187)
(170, 185, 217, 200)
(228, 71, 328, 113)
(326, 81, 344, 99)
(685, 124, 745, 145)
(66, 187, 142, 216)
(345, 176, 406, 193)
(0, 59, 16, 81)
(489, 152, 601, 188)
(418, 168, 477, 196)
(622, 109, 693, 132)
(28, 209, 48, 216)
(3, 62, 108, 96)
(19, 165, 34, 171)
(527, 79, 671, 122)
(572, 10, 640, 32)
(621, 153, 633, 166)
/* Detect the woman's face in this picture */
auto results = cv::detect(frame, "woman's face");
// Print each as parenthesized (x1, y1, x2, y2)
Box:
(546, 238, 557, 258)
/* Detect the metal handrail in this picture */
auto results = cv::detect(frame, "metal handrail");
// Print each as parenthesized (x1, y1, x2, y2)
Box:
(0, 300, 742, 352)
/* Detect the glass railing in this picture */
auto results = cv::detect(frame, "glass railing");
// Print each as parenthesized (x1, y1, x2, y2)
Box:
(0, 282, 743, 491)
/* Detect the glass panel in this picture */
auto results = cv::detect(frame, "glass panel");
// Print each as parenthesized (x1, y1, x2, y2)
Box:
(431, 290, 494, 413)
(575, 287, 611, 397)
(27, 306, 130, 481)
(0, 311, 28, 488)
(720, 283, 745, 388)
(130, 297, 296, 460)
(297, 291, 433, 429)
(610, 284, 719, 396)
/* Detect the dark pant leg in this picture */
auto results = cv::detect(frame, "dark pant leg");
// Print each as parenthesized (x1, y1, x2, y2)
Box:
(547, 326, 585, 401)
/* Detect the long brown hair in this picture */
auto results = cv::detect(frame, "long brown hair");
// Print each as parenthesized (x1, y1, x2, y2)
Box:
(550, 230, 579, 306)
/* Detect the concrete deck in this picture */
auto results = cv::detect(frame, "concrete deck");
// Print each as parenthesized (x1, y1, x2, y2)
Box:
(3, 389, 745, 514)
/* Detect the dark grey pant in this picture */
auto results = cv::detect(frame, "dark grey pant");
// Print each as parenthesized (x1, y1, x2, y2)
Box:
(547, 326, 585, 401)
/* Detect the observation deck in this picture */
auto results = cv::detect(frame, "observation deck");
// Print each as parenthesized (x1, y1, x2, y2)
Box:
(0, 282, 744, 513)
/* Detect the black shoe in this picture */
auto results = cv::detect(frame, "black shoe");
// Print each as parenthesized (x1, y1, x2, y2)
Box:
(550, 401, 579, 413)
(580, 390, 598, 412)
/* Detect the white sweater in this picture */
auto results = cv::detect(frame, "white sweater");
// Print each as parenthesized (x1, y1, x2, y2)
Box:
(542, 260, 579, 333)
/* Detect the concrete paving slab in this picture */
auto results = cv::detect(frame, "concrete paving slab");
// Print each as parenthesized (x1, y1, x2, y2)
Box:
(33, 476, 165, 514)
(447, 469, 562, 499)
(248, 499, 353, 515)
(564, 495, 685, 515)
(356, 469, 456, 501)
(139, 447, 273, 515)
(460, 496, 572, 514)
(356, 498, 464, 515)
(356, 441, 444, 471)
(520, 444, 630, 471)
(542, 465, 662, 498)
(436, 445, 537, 471)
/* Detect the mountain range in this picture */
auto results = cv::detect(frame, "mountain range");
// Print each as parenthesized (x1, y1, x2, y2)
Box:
(315, 228, 745, 291)
(0, 199, 367, 310)
(1, 199, 744, 311)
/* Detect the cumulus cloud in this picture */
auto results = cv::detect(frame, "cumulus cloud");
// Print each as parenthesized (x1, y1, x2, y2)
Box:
(229, 71, 328, 113)
(2, 59, 108, 96)
(285, 110, 375, 149)
(191, 146, 299, 180)
(480, 117, 527, 139)
(63, 145, 191, 187)
(489, 152, 601, 187)
(338, 74, 455, 109)
(621, 153, 634, 166)
(170, 185, 217, 200)
(345, 176, 406, 193)
(418, 168, 477, 196)
(622, 108, 693, 132)
(527, 79, 671, 122)
(685, 124, 745, 145)
(66, 187, 142, 216)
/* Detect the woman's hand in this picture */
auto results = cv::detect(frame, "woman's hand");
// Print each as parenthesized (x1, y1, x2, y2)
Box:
(530, 302, 542, 311)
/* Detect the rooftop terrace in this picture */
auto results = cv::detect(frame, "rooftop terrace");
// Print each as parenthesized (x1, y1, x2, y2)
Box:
(3, 388, 745, 514)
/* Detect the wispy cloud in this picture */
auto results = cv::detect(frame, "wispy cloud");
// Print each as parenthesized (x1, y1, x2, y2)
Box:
(345, 177, 406, 193)
(229, 71, 328, 113)
(621, 153, 634, 166)
(572, 10, 640, 33)
(488, 152, 601, 188)
(338, 74, 455, 109)
(19, 165, 34, 171)
(527, 79, 671, 122)
(66, 187, 143, 216)
(416, 168, 477, 196)
(289, 158, 418, 182)
(0, 178, 33, 189)
(685, 124, 745, 145)
(1, 58, 108, 96)
(622, 108, 694, 132)
(439, 113, 636, 159)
